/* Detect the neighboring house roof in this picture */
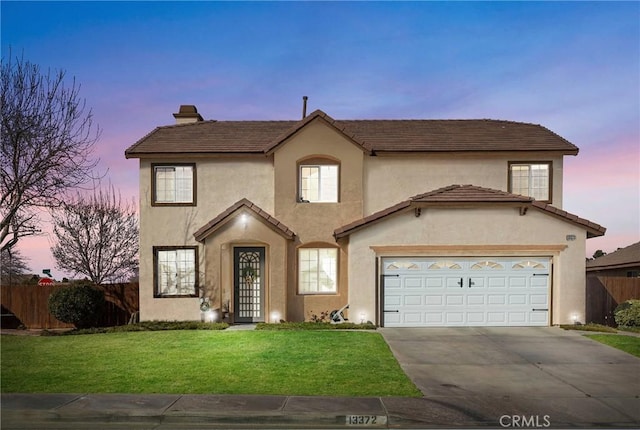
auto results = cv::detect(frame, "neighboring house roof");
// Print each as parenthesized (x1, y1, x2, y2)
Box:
(194, 198, 296, 242)
(125, 109, 579, 158)
(586, 242, 640, 272)
(334, 184, 606, 239)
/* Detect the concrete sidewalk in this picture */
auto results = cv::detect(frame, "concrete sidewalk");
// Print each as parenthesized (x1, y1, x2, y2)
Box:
(1, 393, 496, 429)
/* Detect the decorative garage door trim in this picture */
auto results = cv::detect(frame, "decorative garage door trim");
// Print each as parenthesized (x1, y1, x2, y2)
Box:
(381, 257, 551, 327)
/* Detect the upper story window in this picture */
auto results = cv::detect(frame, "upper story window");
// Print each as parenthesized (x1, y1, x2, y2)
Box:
(299, 163, 339, 203)
(152, 164, 195, 205)
(509, 162, 551, 202)
(154, 246, 199, 297)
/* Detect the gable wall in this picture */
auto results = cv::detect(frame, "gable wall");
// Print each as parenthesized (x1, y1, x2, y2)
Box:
(346, 207, 587, 326)
(364, 153, 564, 214)
(138, 157, 274, 320)
(273, 120, 365, 241)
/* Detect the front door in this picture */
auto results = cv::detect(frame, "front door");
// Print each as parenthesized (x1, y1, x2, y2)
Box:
(234, 247, 265, 323)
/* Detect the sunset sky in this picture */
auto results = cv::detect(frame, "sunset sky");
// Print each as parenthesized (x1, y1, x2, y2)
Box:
(2, 1, 639, 278)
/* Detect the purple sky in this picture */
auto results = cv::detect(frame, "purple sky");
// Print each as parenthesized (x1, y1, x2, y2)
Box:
(2, 1, 638, 279)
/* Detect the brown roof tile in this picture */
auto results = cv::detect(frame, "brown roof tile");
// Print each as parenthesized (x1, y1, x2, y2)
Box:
(586, 241, 640, 271)
(125, 110, 579, 158)
(194, 198, 295, 242)
(334, 185, 605, 239)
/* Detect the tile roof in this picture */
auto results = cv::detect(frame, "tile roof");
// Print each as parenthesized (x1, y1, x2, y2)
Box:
(334, 185, 605, 239)
(586, 241, 640, 271)
(125, 109, 579, 158)
(193, 198, 295, 242)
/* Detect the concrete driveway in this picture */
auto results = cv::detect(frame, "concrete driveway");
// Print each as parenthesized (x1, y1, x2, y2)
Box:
(380, 327, 640, 428)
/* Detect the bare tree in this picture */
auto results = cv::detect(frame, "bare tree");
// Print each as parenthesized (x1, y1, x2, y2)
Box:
(1, 53, 99, 252)
(50, 185, 138, 284)
(0, 248, 31, 285)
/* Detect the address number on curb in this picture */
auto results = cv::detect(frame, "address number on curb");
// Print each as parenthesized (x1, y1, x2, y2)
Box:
(346, 415, 387, 426)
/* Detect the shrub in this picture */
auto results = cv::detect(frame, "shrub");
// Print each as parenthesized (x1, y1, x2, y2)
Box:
(48, 285, 105, 329)
(41, 320, 229, 336)
(614, 299, 640, 327)
(256, 322, 377, 331)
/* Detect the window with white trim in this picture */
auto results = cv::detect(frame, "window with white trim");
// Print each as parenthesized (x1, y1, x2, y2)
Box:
(153, 164, 195, 204)
(509, 162, 551, 201)
(154, 247, 198, 297)
(298, 248, 338, 294)
(299, 165, 338, 203)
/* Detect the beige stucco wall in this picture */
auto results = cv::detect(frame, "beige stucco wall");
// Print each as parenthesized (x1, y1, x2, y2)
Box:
(138, 158, 274, 321)
(273, 120, 364, 320)
(346, 206, 587, 326)
(364, 153, 565, 214)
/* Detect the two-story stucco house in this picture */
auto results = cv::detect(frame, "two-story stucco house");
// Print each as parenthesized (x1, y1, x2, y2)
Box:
(125, 105, 605, 327)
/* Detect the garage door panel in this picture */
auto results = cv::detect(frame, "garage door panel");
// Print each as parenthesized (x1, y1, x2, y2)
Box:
(383, 257, 550, 327)
(467, 295, 485, 306)
(385, 295, 401, 306)
(467, 312, 485, 324)
(446, 313, 464, 324)
(488, 295, 506, 305)
(487, 312, 507, 323)
(508, 277, 527, 288)
(508, 312, 527, 324)
(403, 312, 422, 324)
(446, 295, 464, 305)
(488, 277, 506, 288)
(404, 277, 423, 288)
(530, 294, 548, 306)
(426, 278, 444, 288)
(404, 295, 422, 306)
(425, 295, 443, 306)
(508, 295, 527, 305)
(426, 313, 444, 323)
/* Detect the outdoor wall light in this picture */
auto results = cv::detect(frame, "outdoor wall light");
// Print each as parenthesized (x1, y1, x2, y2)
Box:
(359, 312, 366, 324)
(571, 313, 579, 325)
(206, 310, 217, 323)
(240, 213, 248, 227)
(271, 311, 281, 323)
(566, 234, 576, 241)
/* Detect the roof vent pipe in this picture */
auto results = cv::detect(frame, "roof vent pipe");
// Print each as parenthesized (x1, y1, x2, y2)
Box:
(302, 96, 308, 119)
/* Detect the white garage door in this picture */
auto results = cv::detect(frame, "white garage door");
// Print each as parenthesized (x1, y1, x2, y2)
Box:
(382, 257, 550, 327)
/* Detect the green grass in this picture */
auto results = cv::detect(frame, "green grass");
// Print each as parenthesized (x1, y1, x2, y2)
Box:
(586, 334, 640, 357)
(1, 331, 421, 397)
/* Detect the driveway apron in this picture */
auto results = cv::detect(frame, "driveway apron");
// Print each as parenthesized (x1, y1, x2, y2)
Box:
(380, 327, 640, 428)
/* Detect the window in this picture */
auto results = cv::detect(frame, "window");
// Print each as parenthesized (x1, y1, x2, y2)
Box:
(428, 261, 462, 270)
(509, 162, 551, 201)
(153, 164, 195, 205)
(154, 247, 198, 297)
(299, 164, 338, 202)
(470, 261, 504, 270)
(298, 248, 338, 293)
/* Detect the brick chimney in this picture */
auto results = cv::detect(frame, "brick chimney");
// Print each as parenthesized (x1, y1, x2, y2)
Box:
(173, 105, 204, 124)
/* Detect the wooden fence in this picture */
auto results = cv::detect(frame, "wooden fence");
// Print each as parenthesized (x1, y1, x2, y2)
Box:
(1, 283, 139, 329)
(586, 276, 640, 326)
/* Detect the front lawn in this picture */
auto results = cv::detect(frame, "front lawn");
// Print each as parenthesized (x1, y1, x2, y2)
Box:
(1, 331, 421, 397)
(586, 334, 640, 358)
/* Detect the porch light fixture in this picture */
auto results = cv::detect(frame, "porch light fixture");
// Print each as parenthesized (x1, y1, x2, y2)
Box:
(270, 311, 281, 323)
(359, 312, 366, 324)
(571, 313, 579, 325)
(566, 234, 576, 241)
(206, 310, 217, 323)
(240, 213, 248, 227)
